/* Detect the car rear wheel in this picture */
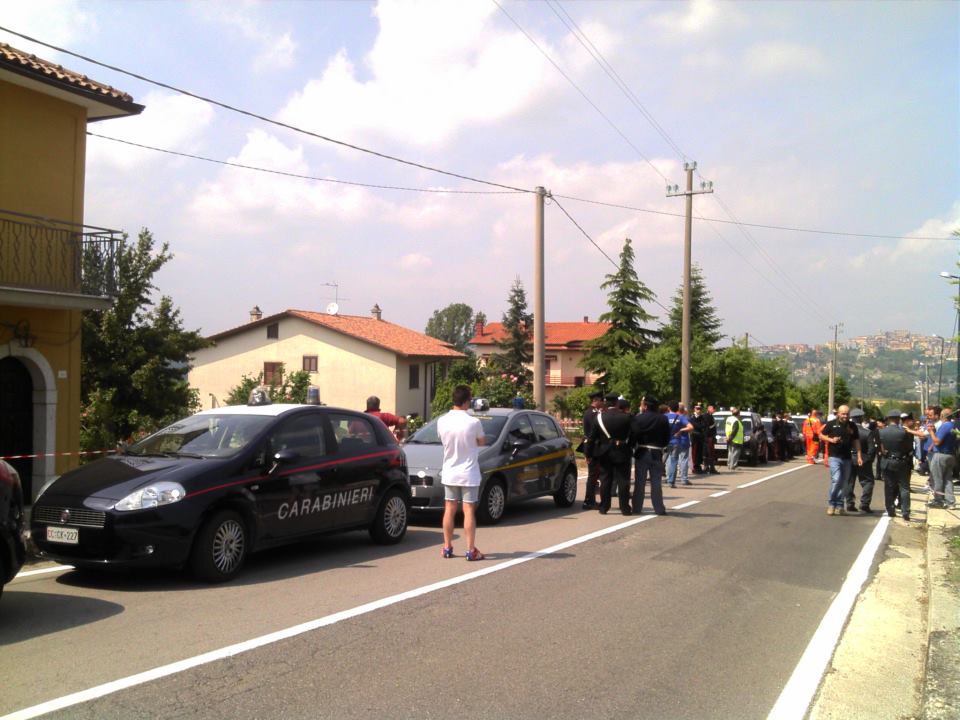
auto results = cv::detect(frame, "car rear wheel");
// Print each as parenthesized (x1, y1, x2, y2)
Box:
(747, 447, 758, 466)
(554, 467, 577, 508)
(477, 479, 506, 525)
(190, 510, 248, 583)
(370, 489, 408, 545)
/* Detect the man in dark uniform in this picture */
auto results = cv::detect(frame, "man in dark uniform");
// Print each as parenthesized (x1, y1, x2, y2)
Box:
(775, 412, 790, 461)
(580, 391, 605, 509)
(630, 396, 670, 515)
(690, 404, 705, 474)
(845, 408, 879, 513)
(879, 409, 914, 521)
(589, 393, 633, 515)
(703, 405, 719, 473)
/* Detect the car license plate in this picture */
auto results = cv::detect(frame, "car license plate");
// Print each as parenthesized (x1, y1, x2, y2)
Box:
(716, 442, 727, 449)
(46, 526, 79, 544)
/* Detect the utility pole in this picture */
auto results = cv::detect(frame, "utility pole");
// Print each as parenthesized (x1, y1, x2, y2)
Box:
(667, 162, 713, 408)
(533, 187, 547, 411)
(828, 323, 843, 413)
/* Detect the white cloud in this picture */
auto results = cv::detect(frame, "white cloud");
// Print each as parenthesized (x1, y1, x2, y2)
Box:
(195, 4, 297, 70)
(87, 91, 214, 170)
(399, 252, 433, 270)
(743, 41, 827, 78)
(652, 0, 722, 36)
(276, 0, 599, 148)
(0, 1, 96, 55)
(849, 202, 960, 270)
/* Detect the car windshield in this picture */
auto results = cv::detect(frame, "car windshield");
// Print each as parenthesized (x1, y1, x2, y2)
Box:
(127, 414, 273, 459)
(715, 415, 753, 433)
(407, 413, 508, 445)
(762, 420, 772, 433)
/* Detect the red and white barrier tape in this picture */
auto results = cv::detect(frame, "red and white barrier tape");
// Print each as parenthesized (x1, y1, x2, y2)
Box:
(0, 449, 116, 460)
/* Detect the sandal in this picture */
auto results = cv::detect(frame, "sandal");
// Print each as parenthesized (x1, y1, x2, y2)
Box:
(441, 546, 455, 559)
(465, 547, 485, 562)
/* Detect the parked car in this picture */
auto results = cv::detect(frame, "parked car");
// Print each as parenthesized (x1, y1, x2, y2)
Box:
(713, 410, 768, 465)
(405, 406, 578, 524)
(761, 417, 803, 460)
(1, 459, 26, 601)
(30, 400, 410, 582)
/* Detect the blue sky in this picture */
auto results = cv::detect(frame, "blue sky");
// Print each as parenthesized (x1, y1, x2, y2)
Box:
(3, 0, 957, 347)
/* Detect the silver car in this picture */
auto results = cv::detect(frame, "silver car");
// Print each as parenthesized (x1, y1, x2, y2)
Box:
(404, 408, 579, 524)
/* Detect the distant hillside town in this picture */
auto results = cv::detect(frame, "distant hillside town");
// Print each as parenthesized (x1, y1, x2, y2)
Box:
(763, 330, 958, 361)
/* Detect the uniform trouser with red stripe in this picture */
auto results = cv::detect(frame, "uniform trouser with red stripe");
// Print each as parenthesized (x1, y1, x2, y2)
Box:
(584, 457, 600, 506)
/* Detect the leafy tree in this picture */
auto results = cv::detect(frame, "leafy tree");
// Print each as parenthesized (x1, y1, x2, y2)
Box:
(489, 276, 532, 385)
(551, 386, 595, 419)
(660, 263, 724, 347)
(224, 366, 312, 406)
(800, 375, 851, 412)
(81, 228, 208, 449)
(582, 238, 658, 384)
(424, 302, 476, 351)
(429, 374, 533, 418)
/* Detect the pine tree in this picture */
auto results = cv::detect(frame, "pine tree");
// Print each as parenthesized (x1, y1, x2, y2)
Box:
(490, 276, 533, 384)
(661, 263, 724, 347)
(581, 238, 658, 383)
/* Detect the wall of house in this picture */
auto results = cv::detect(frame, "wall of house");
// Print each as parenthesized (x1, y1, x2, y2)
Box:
(189, 317, 400, 411)
(0, 79, 89, 501)
(393, 357, 436, 419)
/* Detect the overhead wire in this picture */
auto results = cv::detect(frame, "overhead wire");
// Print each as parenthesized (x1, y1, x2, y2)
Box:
(490, 0, 671, 185)
(0, 25, 532, 194)
(85, 132, 525, 194)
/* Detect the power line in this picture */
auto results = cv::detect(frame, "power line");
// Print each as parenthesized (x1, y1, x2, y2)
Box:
(547, 0, 687, 163)
(551, 193, 953, 241)
(0, 26, 532, 194)
(550, 196, 670, 314)
(85, 132, 525, 195)
(491, 0, 671, 185)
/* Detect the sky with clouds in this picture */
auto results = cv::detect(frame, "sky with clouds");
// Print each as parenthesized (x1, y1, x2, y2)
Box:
(2, 0, 957, 347)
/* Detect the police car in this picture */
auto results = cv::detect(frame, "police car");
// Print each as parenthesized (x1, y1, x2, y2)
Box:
(30, 395, 410, 582)
(404, 403, 578, 524)
(713, 410, 769, 466)
(1, 460, 26, 601)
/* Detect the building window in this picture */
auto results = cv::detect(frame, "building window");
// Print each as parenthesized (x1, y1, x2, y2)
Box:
(266, 323, 279, 339)
(409, 363, 420, 390)
(303, 355, 318, 372)
(264, 362, 282, 386)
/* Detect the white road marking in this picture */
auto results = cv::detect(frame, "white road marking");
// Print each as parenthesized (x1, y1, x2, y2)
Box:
(737, 464, 807, 488)
(672, 500, 700, 509)
(766, 514, 890, 720)
(3, 462, 819, 720)
(709, 491, 731, 497)
(14, 565, 74, 580)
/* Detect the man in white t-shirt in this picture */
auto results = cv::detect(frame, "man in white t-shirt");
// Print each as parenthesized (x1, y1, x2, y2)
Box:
(438, 384, 487, 561)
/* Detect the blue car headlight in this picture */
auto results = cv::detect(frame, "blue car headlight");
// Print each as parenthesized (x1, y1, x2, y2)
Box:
(114, 482, 186, 512)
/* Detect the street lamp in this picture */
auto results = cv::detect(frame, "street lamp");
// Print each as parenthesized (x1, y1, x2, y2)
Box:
(940, 271, 959, 401)
(933, 333, 946, 403)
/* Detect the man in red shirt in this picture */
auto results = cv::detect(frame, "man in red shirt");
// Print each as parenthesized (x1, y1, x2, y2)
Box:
(365, 396, 407, 440)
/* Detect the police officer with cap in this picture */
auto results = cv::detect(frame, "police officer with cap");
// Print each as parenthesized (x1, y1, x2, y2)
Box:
(845, 408, 879, 512)
(588, 392, 633, 515)
(879, 409, 914, 521)
(581, 390, 605, 509)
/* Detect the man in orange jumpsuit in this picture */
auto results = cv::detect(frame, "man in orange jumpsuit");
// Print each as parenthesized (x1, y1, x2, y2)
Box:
(803, 409, 824, 464)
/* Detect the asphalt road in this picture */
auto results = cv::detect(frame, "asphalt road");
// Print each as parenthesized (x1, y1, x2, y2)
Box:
(1, 461, 885, 720)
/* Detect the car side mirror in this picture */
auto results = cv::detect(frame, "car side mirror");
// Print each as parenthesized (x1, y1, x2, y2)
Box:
(507, 437, 531, 452)
(268, 448, 299, 475)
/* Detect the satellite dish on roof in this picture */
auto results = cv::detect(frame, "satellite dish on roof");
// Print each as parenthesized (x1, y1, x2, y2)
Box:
(325, 302, 339, 315)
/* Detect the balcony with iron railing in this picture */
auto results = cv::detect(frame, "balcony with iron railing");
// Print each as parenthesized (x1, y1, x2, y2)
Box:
(0, 209, 122, 307)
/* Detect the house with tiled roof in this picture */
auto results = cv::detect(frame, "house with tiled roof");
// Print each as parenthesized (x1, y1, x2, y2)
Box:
(467, 317, 609, 405)
(189, 306, 464, 419)
(1, 43, 143, 501)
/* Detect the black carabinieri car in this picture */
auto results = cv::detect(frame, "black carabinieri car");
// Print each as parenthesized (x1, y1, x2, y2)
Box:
(1, 459, 26, 601)
(30, 400, 410, 582)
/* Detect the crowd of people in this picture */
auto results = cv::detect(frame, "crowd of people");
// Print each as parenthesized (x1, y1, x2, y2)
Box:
(579, 393, 958, 522)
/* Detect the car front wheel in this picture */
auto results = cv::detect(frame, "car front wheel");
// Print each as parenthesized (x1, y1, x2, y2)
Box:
(190, 510, 248, 583)
(370, 490, 408, 544)
(477, 479, 506, 525)
(554, 467, 578, 507)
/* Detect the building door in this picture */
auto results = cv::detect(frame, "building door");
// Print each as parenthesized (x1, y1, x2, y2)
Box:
(0, 357, 33, 500)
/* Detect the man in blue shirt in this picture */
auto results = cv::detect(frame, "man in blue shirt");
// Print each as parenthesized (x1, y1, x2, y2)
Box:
(927, 408, 956, 509)
(664, 401, 694, 488)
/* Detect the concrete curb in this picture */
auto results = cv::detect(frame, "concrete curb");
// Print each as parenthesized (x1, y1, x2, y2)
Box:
(922, 503, 960, 719)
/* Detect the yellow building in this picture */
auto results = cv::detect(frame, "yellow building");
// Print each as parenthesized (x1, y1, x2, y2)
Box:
(189, 307, 464, 419)
(0, 44, 142, 501)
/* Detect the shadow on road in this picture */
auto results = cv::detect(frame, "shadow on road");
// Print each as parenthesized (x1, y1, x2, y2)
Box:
(0, 591, 124, 645)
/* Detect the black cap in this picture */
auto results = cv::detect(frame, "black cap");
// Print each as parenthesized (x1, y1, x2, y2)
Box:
(642, 395, 659, 408)
(604, 393, 619, 405)
(589, 391, 604, 400)
(885, 408, 902, 418)
(849, 408, 865, 419)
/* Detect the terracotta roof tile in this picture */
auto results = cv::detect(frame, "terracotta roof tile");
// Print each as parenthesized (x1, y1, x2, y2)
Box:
(0, 42, 137, 104)
(209, 310, 465, 360)
(469, 321, 610, 348)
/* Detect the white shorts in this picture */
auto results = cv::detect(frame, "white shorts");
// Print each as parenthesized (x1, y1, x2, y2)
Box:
(444, 484, 479, 504)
